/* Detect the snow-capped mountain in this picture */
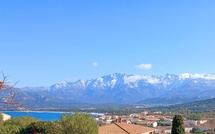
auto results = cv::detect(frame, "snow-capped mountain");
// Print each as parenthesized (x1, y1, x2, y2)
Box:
(3, 73, 215, 108)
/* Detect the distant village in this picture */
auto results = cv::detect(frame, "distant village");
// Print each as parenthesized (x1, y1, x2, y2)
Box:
(96, 111, 215, 134)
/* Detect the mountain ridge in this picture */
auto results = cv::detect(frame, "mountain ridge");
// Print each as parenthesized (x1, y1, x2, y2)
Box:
(1, 73, 215, 109)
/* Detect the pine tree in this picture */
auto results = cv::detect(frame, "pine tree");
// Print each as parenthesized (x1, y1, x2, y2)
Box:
(171, 114, 185, 134)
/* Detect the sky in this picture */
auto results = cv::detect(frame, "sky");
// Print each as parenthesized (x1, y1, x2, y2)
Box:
(1, 0, 215, 87)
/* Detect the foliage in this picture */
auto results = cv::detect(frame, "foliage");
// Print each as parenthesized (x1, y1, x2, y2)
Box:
(172, 114, 185, 134)
(20, 121, 61, 134)
(0, 112, 98, 134)
(0, 116, 38, 133)
(205, 129, 215, 134)
(191, 127, 204, 134)
(3, 116, 38, 128)
(149, 98, 215, 114)
(0, 123, 20, 134)
(0, 112, 3, 125)
(183, 112, 201, 120)
(59, 112, 98, 134)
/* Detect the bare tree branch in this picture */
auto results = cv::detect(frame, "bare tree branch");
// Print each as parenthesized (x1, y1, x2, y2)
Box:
(0, 72, 22, 110)
(0, 72, 7, 90)
(0, 73, 19, 90)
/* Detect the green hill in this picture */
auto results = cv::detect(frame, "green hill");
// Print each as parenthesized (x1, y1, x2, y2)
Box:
(149, 98, 215, 113)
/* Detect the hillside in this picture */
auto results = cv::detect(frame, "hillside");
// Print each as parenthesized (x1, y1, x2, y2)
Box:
(1, 73, 215, 109)
(149, 98, 215, 112)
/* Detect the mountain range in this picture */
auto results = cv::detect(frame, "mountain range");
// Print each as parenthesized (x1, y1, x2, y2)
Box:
(1, 73, 215, 109)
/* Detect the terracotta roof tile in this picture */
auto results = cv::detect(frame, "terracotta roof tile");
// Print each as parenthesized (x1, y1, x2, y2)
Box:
(99, 123, 155, 134)
(99, 124, 128, 134)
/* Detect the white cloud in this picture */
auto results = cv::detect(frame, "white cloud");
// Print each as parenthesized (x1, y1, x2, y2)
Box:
(91, 62, 98, 67)
(135, 63, 152, 70)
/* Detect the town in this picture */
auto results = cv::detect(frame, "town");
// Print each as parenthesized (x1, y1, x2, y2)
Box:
(96, 111, 215, 134)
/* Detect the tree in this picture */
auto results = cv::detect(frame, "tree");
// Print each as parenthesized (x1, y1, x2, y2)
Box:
(59, 112, 98, 134)
(0, 123, 20, 134)
(20, 121, 61, 134)
(0, 73, 20, 108)
(191, 127, 204, 134)
(3, 116, 38, 128)
(172, 114, 185, 134)
(0, 116, 38, 134)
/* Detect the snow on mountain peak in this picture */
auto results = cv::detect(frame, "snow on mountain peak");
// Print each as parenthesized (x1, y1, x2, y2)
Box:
(92, 75, 118, 88)
(124, 75, 143, 83)
(75, 80, 86, 85)
(146, 77, 161, 84)
(96, 78, 103, 82)
(124, 75, 160, 84)
(54, 81, 69, 89)
(179, 73, 191, 79)
(179, 73, 215, 80)
(51, 73, 215, 90)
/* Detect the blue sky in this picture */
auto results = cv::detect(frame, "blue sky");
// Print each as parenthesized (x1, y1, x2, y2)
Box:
(1, 0, 215, 87)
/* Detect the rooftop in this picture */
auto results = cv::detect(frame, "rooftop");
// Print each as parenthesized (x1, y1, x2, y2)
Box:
(99, 122, 155, 134)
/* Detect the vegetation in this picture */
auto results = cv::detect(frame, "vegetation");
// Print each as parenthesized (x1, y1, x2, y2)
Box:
(191, 127, 204, 134)
(171, 114, 185, 134)
(149, 98, 215, 113)
(0, 116, 38, 134)
(0, 112, 3, 125)
(0, 73, 214, 133)
(1, 74, 98, 133)
(20, 121, 61, 134)
(59, 112, 98, 134)
(0, 112, 98, 134)
(27, 97, 215, 118)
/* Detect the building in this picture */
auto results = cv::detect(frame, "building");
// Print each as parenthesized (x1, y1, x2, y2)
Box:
(184, 120, 197, 125)
(199, 119, 207, 124)
(137, 120, 158, 128)
(1, 113, 11, 121)
(99, 122, 155, 134)
(185, 127, 193, 133)
(155, 126, 193, 134)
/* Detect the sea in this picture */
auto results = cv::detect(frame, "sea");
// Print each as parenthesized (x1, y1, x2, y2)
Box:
(2, 111, 104, 121)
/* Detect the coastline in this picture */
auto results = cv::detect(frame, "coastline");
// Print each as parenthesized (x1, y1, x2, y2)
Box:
(2, 111, 104, 121)
(3, 110, 104, 115)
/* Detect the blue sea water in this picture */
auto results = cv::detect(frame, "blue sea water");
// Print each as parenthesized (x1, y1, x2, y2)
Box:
(3, 111, 103, 121)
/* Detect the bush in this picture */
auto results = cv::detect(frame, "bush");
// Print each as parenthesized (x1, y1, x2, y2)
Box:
(59, 112, 98, 134)
(0, 116, 38, 133)
(0, 124, 21, 134)
(20, 121, 61, 134)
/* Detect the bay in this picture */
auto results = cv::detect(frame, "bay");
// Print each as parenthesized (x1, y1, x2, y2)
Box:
(3, 111, 104, 121)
